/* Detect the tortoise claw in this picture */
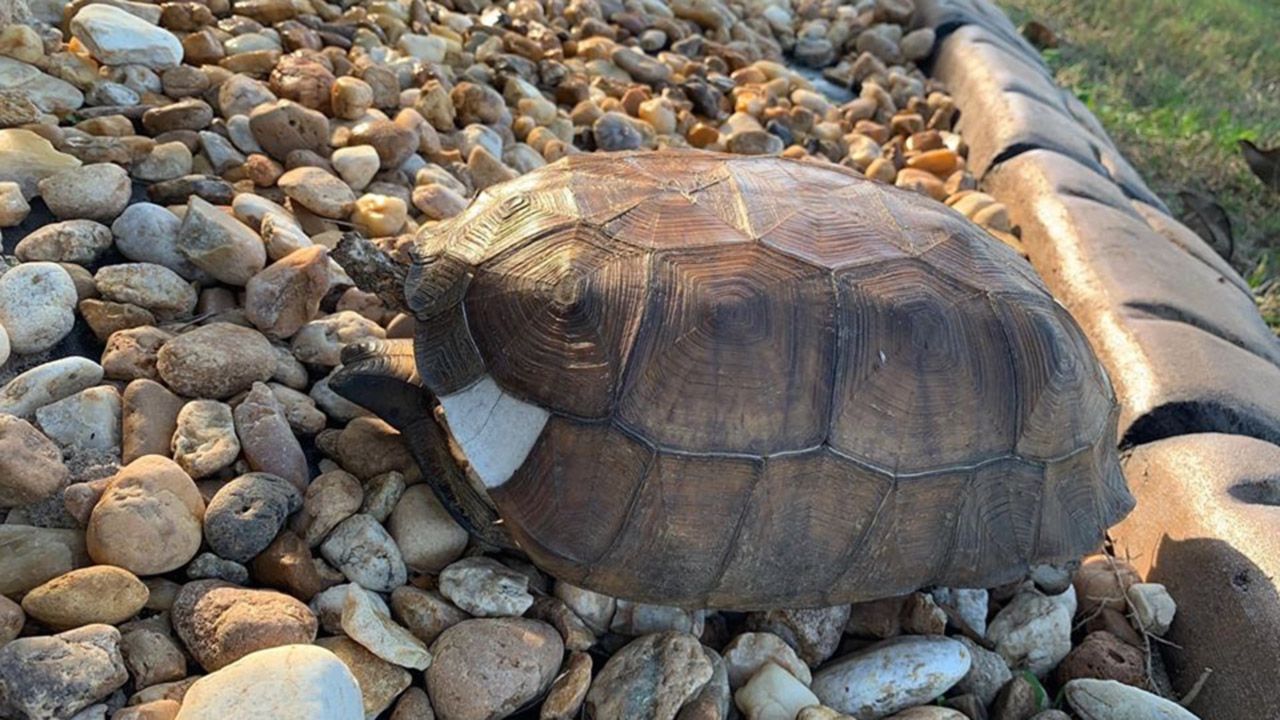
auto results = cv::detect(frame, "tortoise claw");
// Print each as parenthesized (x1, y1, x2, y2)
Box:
(330, 338, 424, 430)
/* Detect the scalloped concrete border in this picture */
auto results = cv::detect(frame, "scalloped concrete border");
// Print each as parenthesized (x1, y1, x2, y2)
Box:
(918, 2, 1280, 717)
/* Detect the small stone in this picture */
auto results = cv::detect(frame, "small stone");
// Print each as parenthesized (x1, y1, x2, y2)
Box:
(70, 4, 184, 69)
(0, 594, 23, 646)
(331, 145, 379, 190)
(119, 628, 186, 690)
(143, 100, 213, 135)
(735, 662, 820, 720)
(233, 382, 309, 491)
(177, 196, 267, 286)
(0, 356, 104, 418)
(746, 606, 850, 667)
(86, 456, 205, 576)
(391, 586, 469, 645)
(390, 687, 434, 720)
(22, 566, 148, 631)
(115, 699, 182, 719)
(586, 632, 713, 720)
(35, 385, 122, 453)
(986, 591, 1073, 678)
(388, 484, 468, 573)
(250, 530, 336, 601)
(991, 673, 1043, 720)
(1126, 583, 1176, 636)
(16, 219, 112, 263)
(172, 579, 318, 671)
(953, 637, 1011, 707)
(900, 28, 935, 62)
(895, 168, 947, 201)
(341, 583, 432, 670)
(320, 513, 408, 592)
(0, 525, 90, 596)
(1063, 678, 1196, 720)
(727, 130, 784, 155)
(900, 592, 947, 635)
(331, 76, 373, 121)
(845, 596, 905, 640)
(172, 400, 240, 478)
(309, 583, 387, 635)
(411, 183, 467, 220)
(888, 708, 966, 719)
(0, 261, 77, 354)
(811, 637, 971, 718)
(248, 99, 330, 161)
(593, 112, 643, 151)
(156, 322, 276, 399)
(186, 552, 250, 584)
(352, 193, 409, 236)
(554, 581, 616, 636)
(439, 556, 534, 618)
(279, 166, 357, 219)
(427, 618, 563, 720)
(0, 415, 69, 507)
(724, 632, 812, 689)
(612, 47, 672, 84)
(1054, 631, 1147, 687)
(931, 588, 988, 637)
(172, 644, 362, 720)
(0, 128, 82, 200)
(0, 625, 127, 720)
(102, 326, 172, 381)
(95, 263, 197, 319)
(204, 472, 302, 563)
(541, 650, 591, 720)
(334, 416, 412, 479)
(112, 203, 205, 280)
(293, 468, 363, 546)
(38, 162, 130, 222)
(350, 119, 418, 170)
(315, 636, 412, 719)
(0, 181, 30, 226)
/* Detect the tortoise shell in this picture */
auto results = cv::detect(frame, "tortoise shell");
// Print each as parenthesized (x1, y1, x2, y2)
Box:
(343, 151, 1134, 608)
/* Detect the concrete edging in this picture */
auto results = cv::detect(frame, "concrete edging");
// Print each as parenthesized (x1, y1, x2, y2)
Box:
(917, 2, 1280, 717)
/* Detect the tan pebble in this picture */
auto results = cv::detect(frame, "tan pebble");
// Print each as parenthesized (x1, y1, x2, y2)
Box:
(352, 194, 409, 237)
(22, 566, 149, 630)
(278, 166, 356, 219)
(864, 157, 897, 184)
(894, 168, 947, 201)
(906, 148, 960, 176)
(86, 455, 205, 576)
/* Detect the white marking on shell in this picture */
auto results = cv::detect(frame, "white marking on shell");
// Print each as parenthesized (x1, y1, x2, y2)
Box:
(438, 375, 549, 489)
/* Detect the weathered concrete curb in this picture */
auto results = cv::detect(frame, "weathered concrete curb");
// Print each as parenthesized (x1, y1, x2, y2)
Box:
(918, 1, 1280, 716)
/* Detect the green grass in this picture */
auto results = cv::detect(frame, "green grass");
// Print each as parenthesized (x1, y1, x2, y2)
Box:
(996, 0, 1280, 327)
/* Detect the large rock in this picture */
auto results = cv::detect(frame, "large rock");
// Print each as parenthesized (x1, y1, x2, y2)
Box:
(112, 203, 206, 280)
(0, 415, 69, 507)
(35, 385, 122, 453)
(122, 379, 185, 463)
(69, 4, 183, 69)
(172, 400, 240, 478)
(811, 636, 971, 719)
(746, 606, 850, 667)
(94, 263, 198, 320)
(174, 645, 362, 720)
(1110, 433, 1280, 720)
(0, 625, 128, 720)
(86, 455, 205, 576)
(986, 590, 1073, 678)
(172, 579, 318, 671)
(156, 323, 276, 399)
(176, 197, 267, 286)
(427, 618, 563, 720)
(585, 632, 714, 720)
(15, 219, 112, 264)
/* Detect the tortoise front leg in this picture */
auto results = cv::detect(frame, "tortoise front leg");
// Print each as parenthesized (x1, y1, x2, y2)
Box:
(331, 339, 519, 553)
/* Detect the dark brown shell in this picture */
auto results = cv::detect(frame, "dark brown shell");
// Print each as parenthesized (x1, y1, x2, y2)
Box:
(411, 151, 1133, 608)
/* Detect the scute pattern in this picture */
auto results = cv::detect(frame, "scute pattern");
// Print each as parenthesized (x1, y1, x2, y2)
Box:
(410, 151, 1132, 607)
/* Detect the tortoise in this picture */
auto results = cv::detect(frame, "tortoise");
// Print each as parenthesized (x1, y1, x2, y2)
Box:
(331, 151, 1135, 609)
